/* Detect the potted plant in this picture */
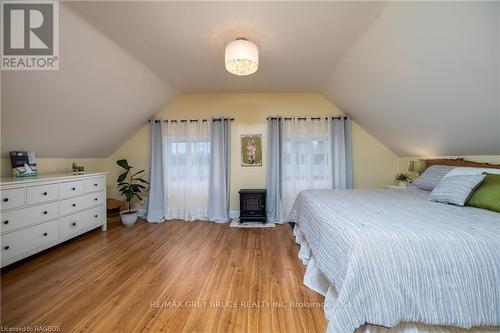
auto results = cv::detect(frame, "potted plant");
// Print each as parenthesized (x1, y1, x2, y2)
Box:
(394, 172, 411, 187)
(116, 159, 149, 227)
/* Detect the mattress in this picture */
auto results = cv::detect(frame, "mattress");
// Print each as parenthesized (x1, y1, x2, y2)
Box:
(287, 188, 500, 333)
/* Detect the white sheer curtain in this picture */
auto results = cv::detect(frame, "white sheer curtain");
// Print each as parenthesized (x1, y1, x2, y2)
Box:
(282, 118, 331, 215)
(165, 120, 211, 221)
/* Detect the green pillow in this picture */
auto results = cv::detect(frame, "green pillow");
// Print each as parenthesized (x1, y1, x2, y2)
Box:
(466, 172, 500, 212)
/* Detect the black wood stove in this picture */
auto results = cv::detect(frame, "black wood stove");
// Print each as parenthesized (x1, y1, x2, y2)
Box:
(238, 189, 267, 223)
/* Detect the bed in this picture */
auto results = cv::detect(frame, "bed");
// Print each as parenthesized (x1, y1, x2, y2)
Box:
(287, 187, 500, 333)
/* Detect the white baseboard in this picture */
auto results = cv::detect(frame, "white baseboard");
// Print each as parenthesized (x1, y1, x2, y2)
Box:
(137, 208, 147, 218)
(229, 210, 240, 219)
(138, 209, 237, 220)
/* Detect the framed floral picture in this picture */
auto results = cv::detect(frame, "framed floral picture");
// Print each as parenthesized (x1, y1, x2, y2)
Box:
(241, 134, 262, 167)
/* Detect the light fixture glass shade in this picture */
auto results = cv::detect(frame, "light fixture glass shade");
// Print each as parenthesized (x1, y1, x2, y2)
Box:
(408, 160, 426, 174)
(225, 38, 258, 76)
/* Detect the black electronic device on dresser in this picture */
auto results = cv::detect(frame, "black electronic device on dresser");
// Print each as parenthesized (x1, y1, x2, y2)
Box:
(239, 189, 267, 223)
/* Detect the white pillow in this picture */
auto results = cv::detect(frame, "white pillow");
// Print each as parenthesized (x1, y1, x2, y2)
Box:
(411, 165, 455, 191)
(443, 167, 500, 179)
(429, 174, 485, 206)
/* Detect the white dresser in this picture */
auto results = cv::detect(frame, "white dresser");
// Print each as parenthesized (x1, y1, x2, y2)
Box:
(0, 172, 107, 267)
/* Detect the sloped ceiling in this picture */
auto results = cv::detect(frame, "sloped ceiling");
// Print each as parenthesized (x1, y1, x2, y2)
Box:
(2, 1, 499, 158)
(323, 1, 500, 156)
(67, 1, 386, 92)
(1, 3, 176, 158)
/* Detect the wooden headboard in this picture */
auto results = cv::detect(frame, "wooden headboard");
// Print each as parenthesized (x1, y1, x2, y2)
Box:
(423, 158, 500, 170)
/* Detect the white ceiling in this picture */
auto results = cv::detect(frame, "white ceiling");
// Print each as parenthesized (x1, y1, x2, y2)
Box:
(67, 1, 386, 92)
(2, 1, 499, 158)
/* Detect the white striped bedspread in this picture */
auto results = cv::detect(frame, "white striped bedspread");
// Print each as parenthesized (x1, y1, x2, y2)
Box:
(287, 188, 500, 333)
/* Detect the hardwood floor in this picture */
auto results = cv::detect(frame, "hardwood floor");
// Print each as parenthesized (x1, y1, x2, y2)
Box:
(1, 220, 327, 333)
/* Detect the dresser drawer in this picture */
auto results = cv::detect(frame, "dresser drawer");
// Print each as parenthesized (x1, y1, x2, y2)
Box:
(1, 188, 25, 211)
(1, 202, 58, 234)
(27, 183, 58, 205)
(59, 180, 84, 199)
(59, 195, 88, 216)
(86, 191, 105, 207)
(1, 220, 59, 262)
(84, 177, 105, 193)
(60, 206, 104, 239)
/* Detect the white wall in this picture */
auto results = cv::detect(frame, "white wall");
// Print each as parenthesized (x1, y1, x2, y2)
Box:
(323, 1, 500, 157)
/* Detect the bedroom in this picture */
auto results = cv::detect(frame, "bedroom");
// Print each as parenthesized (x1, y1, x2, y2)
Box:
(1, 1, 499, 333)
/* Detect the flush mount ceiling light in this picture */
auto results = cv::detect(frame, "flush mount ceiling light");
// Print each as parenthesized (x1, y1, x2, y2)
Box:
(225, 38, 259, 76)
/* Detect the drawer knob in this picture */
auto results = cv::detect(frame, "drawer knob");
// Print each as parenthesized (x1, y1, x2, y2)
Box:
(94, 184, 98, 186)
(3, 198, 8, 202)
(4, 245, 9, 250)
(43, 192, 48, 196)
(71, 222, 77, 226)
(94, 198, 98, 201)
(43, 211, 48, 215)
(94, 215, 98, 218)
(72, 203, 76, 207)
(43, 232, 48, 236)
(72, 187, 76, 191)
(3, 220, 9, 224)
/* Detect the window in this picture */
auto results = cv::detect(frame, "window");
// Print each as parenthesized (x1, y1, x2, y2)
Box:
(167, 140, 210, 181)
(164, 121, 211, 220)
(282, 119, 331, 214)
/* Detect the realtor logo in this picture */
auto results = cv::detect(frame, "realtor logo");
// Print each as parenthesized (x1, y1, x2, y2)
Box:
(1, 0, 59, 70)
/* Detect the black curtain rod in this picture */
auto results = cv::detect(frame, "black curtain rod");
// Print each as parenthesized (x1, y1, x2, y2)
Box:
(266, 116, 350, 120)
(149, 118, 234, 123)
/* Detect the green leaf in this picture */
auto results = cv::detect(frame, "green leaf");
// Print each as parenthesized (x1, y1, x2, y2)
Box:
(133, 177, 150, 185)
(131, 169, 145, 177)
(116, 159, 131, 170)
(117, 171, 128, 183)
(125, 191, 134, 202)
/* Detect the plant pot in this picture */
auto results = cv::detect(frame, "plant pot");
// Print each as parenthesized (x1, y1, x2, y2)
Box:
(120, 210, 138, 227)
(398, 181, 408, 187)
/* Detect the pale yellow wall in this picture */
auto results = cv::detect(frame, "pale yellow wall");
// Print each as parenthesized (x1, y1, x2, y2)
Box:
(108, 93, 399, 211)
(0, 158, 108, 178)
(4, 93, 497, 213)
